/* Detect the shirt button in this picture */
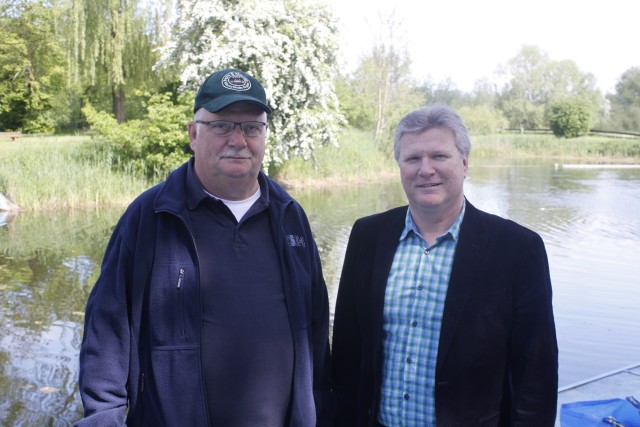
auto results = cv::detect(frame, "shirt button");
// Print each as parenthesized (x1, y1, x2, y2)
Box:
(417, 283, 423, 290)
(403, 393, 409, 400)
(411, 320, 417, 327)
(406, 357, 412, 364)
(423, 248, 429, 255)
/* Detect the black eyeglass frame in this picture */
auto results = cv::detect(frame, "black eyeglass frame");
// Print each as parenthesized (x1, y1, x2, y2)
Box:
(194, 120, 268, 137)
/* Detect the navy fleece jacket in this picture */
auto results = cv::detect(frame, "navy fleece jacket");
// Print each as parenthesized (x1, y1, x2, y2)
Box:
(75, 160, 334, 426)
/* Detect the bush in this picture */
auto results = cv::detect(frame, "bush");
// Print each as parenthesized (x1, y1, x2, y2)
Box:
(82, 92, 193, 179)
(548, 97, 593, 138)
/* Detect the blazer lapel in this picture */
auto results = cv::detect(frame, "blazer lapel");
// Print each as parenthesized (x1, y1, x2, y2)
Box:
(370, 207, 406, 374)
(436, 202, 488, 371)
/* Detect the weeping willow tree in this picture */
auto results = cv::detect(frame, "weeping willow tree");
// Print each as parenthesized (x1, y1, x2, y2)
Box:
(67, 0, 173, 123)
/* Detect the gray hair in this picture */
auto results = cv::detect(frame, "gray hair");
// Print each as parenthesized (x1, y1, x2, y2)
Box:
(393, 104, 471, 161)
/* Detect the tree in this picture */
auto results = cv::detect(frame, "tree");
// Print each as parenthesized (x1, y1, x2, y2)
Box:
(458, 105, 508, 135)
(0, 0, 66, 132)
(157, 0, 345, 173)
(548, 97, 592, 138)
(334, 8, 422, 153)
(605, 67, 640, 132)
(497, 45, 602, 129)
(340, 43, 421, 152)
(422, 78, 471, 108)
(334, 73, 376, 130)
(68, 0, 170, 123)
(0, 20, 30, 130)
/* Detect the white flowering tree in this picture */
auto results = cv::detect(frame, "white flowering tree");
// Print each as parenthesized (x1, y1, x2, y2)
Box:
(158, 0, 345, 173)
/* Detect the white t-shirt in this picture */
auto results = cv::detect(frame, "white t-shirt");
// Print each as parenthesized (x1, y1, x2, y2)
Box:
(204, 188, 261, 222)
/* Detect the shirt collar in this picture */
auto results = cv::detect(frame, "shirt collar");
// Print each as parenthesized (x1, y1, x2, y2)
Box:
(185, 158, 269, 210)
(400, 200, 466, 243)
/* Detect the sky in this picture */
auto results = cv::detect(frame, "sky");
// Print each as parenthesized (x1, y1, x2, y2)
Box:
(322, 0, 639, 95)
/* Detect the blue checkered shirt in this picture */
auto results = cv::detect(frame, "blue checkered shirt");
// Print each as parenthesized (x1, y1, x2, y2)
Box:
(378, 203, 465, 427)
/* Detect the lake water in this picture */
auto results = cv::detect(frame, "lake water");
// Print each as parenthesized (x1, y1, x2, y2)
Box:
(1, 158, 639, 425)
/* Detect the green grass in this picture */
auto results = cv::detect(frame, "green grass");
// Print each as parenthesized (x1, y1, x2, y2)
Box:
(276, 128, 397, 188)
(2, 131, 639, 210)
(0, 135, 154, 211)
(472, 133, 640, 160)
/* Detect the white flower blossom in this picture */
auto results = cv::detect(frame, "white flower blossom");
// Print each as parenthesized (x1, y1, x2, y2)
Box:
(158, 0, 345, 172)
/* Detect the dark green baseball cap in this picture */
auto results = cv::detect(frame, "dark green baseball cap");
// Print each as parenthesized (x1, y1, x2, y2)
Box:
(193, 68, 272, 114)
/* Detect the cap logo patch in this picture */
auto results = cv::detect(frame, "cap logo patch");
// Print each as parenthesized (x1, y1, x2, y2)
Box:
(221, 72, 251, 92)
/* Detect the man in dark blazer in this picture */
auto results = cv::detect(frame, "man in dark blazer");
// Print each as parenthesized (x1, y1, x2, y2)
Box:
(332, 104, 558, 426)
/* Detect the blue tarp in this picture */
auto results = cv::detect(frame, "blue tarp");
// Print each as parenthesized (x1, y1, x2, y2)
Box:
(561, 397, 640, 426)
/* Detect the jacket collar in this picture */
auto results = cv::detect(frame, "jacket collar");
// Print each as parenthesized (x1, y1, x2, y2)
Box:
(153, 158, 294, 215)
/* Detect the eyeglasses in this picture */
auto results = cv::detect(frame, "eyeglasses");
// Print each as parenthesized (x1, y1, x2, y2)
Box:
(195, 120, 267, 137)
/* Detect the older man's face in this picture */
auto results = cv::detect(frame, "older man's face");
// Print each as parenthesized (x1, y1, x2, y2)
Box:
(188, 102, 268, 199)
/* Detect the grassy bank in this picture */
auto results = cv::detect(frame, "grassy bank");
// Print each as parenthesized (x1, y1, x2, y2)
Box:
(1, 131, 639, 210)
(471, 133, 640, 160)
(0, 135, 154, 211)
(275, 128, 398, 188)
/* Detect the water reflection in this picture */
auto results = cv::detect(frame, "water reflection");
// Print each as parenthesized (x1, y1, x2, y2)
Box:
(0, 208, 122, 425)
(0, 160, 639, 424)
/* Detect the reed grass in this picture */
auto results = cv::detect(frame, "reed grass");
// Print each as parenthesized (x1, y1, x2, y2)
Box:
(0, 135, 154, 211)
(472, 133, 640, 160)
(275, 128, 397, 188)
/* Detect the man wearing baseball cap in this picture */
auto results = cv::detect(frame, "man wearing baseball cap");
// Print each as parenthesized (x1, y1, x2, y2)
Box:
(76, 68, 334, 426)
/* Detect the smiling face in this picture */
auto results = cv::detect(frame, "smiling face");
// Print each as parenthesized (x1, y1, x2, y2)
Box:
(398, 126, 468, 219)
(188, 102, 268, 200)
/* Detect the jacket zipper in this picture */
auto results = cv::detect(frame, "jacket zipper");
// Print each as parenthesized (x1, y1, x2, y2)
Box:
(177, 268, 185, 336)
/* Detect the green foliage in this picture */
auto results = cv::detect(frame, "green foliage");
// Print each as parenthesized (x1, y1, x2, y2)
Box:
(458, 105, 508, 135)
(0, 22, 29, 130)
(336, 13, 423, 156)
(0, 2, 65, 132)
(334, 75, 377, 130)
(606, 104, 640, 133)
(610, 67, 640, 107)
(67, 0, 176, 123)
(82, 92, 193, 179)
(498, 45, 602, 130)
(604, 67, 640, 132)
(422, 78, 469, 108)
(548, 97, 593, 138)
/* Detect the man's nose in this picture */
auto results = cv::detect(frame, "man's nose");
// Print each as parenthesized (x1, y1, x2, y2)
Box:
(418, 158, 435, 175)
(227, 125, 247, 147)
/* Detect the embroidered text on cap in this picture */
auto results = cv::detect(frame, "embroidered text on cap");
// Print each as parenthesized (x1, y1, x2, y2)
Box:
(222, 72, 251, 91)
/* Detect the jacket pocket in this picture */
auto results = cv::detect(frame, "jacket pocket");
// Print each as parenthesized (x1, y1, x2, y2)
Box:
(148, 262, 194, 345)
(176, 268, 185, 336)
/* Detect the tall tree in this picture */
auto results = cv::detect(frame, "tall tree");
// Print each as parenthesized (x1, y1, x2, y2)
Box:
(606, 67, 640, 132)
(497, 45, 602, 129)
(334, 8, 421, 153)
(69, 0, 166, 123)
(368, 10, 415, 145)
(157, 0, 345, 173)
(0, 0, 66, 132)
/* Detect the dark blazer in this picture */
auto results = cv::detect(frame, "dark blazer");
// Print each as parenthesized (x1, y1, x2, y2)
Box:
(332, 201, 558, 427)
